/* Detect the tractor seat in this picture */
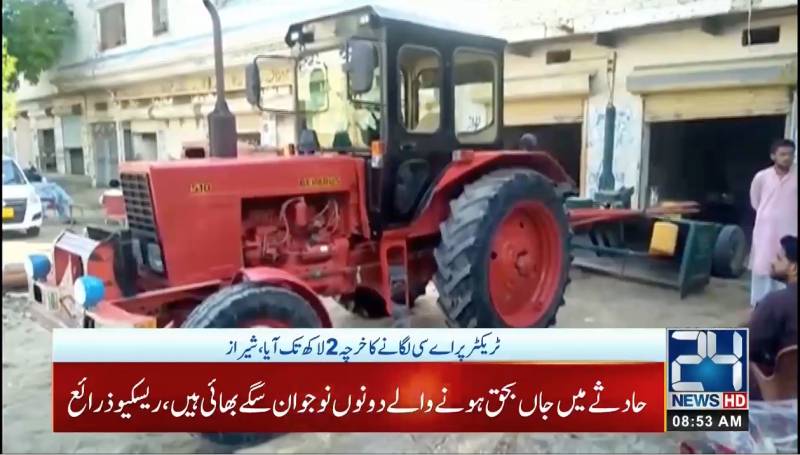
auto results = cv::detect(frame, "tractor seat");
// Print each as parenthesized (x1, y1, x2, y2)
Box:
(332, 131, 353, 148)
(394, 158, 431, 216)
(298, 129, 320, 155)
(416, 111, 440, 132)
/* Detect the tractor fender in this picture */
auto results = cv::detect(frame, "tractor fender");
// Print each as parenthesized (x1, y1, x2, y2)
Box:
(409, 151, 575, 236)
(234, 267, 333, 328)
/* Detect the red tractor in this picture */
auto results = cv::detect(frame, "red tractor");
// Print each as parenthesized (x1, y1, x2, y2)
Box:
(27, 3, 574, 334)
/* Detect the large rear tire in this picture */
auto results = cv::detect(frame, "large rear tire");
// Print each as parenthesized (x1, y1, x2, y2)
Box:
(182, 282, 322, 448)
(434, 168, 571, 328)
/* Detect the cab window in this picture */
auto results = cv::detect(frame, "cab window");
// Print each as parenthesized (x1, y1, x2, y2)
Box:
(308, 68, 328, 111)
(453, 49, 497, 143)
(398, 45, 441, 134)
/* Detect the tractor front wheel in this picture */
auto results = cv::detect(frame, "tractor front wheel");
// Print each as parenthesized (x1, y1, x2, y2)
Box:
(182, 282, 322, 448)
(434, 168, 571, 328)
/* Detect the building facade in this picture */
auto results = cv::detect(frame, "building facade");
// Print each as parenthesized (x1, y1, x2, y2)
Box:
(11, 0, 798, 232)
(12, 0, 297, 184)
(500, 0, 796, 237)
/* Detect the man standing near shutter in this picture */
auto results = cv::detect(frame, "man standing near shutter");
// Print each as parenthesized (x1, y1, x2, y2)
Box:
(749, 139, 798, 307)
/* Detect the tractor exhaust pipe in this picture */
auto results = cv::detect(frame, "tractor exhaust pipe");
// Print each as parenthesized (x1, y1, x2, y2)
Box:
(202, 0, 237, 158)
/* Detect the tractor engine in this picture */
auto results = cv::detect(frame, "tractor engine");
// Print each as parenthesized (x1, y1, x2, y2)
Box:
(240, 194, 352, 292)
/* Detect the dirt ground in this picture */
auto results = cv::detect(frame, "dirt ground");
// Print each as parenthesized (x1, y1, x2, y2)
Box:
(2, 175, 752, 453)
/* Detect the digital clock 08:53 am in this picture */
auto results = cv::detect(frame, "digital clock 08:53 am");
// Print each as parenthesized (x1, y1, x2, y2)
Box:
(667, 410, 748, 432)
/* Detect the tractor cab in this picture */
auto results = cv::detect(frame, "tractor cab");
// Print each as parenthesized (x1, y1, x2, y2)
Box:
(246, 5, 506, 227)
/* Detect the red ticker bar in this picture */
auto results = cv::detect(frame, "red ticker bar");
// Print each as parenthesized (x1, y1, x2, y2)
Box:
(54, 362, 665, 433)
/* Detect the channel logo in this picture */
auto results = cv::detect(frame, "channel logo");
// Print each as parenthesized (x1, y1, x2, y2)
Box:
(667, 329, 749, 410)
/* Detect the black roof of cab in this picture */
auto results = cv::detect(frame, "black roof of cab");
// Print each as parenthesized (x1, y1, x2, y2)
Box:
(284, 4, 506, 50)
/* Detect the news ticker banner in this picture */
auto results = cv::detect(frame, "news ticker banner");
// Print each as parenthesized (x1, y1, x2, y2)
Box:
(52, 328, 749, 433)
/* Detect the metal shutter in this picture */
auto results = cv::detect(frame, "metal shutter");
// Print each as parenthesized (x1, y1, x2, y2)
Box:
(236, 114, 262, 133)
(505, 96, 585, 126)
(61, 115, 83, 148)
(643, 86, 792, 122)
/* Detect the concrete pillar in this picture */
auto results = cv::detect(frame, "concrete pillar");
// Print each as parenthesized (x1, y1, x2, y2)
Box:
(83, 122, 97, 187)
(788, 89, 797, 165)
(261, 113, 277, 147)
(53, 116, 67, 174)
(115, 120, 126, 165)
(30, 127, 40, 169)
(157, 130, 167, 160)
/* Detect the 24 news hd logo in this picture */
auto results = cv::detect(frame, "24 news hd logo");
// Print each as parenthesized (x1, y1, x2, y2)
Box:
(667, 329, 749, 410)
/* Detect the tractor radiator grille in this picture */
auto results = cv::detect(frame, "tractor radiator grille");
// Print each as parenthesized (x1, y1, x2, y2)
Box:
(120, 173, 158, 241)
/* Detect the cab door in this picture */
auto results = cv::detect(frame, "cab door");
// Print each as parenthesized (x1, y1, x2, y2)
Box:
(381, 33, 455, 227)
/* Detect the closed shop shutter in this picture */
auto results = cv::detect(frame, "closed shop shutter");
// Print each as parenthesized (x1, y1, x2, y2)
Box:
(644, 86, 792, 122)
(61, 115, 83, 148)
(130, 120, 166, 133)
(236, 114, 262, 133)
(33, 117, 54, 130)
(505, 96, 585, 126)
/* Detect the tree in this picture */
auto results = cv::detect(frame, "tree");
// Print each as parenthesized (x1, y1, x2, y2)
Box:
(2, 37, 17, 126)
(2, 0, 74, 85)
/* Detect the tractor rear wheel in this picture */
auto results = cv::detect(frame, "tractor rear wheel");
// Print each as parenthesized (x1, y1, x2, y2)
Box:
(434, 168, 571, 328)
(182, 282, 322, 448)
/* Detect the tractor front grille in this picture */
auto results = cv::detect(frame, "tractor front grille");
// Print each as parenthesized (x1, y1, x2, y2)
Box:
(2, 198, 27, 224)
(120, 173, 158, 241)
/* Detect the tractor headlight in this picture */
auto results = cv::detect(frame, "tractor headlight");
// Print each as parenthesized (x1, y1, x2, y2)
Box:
(24, 254, 51, 281)
(74, 275, 105, 310)
(146, 242, 164, 274)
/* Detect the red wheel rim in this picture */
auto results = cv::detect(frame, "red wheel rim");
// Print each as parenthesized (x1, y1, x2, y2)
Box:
(241, 319, 289, 328)
(489, 201, 563, 327)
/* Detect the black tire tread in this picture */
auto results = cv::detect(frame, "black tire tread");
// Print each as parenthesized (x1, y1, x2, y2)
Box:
(182, 283, 321, 448)
(183, 283, 321, 329)
(711, 224, 747, 279)
(434, 167, 572, 328)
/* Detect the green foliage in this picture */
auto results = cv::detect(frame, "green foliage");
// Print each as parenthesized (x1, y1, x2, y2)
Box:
(2, 37, 17, 125)
(2, 0, 75, 85)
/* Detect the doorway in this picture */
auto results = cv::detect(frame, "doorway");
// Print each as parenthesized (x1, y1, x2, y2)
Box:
(37, 129, 57, 172)
(132, 132, 158, 161)
(67, 148, 85, 175)
(646, 115, 786, 238)
(123, 124, 134, 161)
(502, 123, 582, 187)
(91, 122, 119, 187)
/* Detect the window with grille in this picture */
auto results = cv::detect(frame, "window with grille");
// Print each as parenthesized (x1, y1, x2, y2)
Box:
(99, 3, 126, 51)
(152, 0, 169, 36)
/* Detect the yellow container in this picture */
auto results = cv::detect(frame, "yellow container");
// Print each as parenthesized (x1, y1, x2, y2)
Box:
(649, 221, 679, 256)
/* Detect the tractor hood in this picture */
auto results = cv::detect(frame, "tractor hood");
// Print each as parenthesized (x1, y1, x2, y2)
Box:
(118, 155, 368, 286)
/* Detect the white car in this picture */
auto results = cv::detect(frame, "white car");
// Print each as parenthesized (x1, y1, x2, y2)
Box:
(2, 156, 43, 237)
